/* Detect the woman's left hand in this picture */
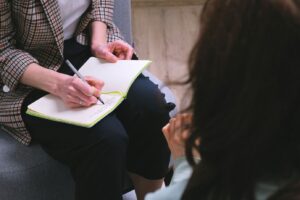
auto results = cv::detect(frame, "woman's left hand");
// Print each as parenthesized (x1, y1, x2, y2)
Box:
(91, 40, 134, 63)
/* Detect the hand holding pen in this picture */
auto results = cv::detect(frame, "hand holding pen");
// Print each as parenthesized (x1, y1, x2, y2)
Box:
(65, 59, 105, 106)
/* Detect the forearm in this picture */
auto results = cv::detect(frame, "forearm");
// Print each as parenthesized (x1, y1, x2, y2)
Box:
(90, 21, 107, 50)
(20, 63, 68, 95)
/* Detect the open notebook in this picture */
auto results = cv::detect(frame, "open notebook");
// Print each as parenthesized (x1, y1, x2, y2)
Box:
(26, 57, 151, 127)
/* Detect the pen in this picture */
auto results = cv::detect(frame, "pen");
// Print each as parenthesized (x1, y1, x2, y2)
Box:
(65, 59, 105, 105)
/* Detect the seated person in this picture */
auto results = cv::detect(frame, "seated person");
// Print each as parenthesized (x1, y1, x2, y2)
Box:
(0, 1, 173, 199)
(146, 0, 300, 199)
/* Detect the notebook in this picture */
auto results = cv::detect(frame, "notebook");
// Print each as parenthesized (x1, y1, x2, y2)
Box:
(26, 57, 151, 127)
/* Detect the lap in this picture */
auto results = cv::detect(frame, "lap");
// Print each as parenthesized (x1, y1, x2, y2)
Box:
(21, 75, 170, 157)
(19, 38, 172, 179)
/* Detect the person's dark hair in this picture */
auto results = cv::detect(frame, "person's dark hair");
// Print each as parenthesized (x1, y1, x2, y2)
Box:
(182, 0, 300, 199)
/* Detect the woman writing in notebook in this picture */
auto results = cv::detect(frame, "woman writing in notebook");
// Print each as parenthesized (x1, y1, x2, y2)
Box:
(0, 1, 173, 199)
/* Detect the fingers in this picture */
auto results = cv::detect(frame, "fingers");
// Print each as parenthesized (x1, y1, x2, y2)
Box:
(162, 123, 170, 136)
(57, 75, 104, 107)
(162, 123, 171, 142)
(93, 40, 134, 62)
(85, 76, 105, 99)
(71, 77, 93, 96)
(65, 88, 97, 107)
(162, 117, 183, 147)
(85, 76, 104, 90)
(72, 88, 98, 106)
(67, 77, 98, 107)
(108, 40, 134, 60)
(103, 51, 119, 63)
(183, 113, 193, 124)
(93, 45, 118, 63)
(163, 116, 188, 160)
(163, 113, 201, 160)
(166, 113, 193, 144)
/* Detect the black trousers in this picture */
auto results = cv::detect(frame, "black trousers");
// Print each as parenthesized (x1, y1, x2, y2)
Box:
(21, 39, 172, 200)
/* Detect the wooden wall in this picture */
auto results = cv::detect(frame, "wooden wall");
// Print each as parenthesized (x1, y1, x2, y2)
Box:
(132, 1, 203, 109)
(132, 0, 205, 7)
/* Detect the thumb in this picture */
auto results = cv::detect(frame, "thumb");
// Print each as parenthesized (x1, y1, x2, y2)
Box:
(162, 123, 170, 138)
(95, 47, 118, 63)
(104, 51, 118, 63)
(85, 77, 104, 90)
(90, 86, 101, 98)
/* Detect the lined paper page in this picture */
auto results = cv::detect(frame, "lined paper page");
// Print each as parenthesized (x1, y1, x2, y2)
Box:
(27, 93, 123, 127)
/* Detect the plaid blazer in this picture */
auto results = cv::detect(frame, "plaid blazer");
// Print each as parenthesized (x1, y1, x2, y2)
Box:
(0, 0, 124, 145)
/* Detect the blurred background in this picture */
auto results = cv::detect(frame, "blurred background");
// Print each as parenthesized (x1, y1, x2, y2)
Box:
(132, 0, 204, 110)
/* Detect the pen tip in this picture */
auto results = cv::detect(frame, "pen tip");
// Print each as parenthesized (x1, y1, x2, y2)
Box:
(98, 98, 105, 105)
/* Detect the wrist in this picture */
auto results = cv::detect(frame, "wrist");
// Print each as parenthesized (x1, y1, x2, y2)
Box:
(51, 73, 69, 96)
(172, 152, 186, 161)
(20, 63, 67, 95)
(90, 43, 101, 56)
(90, 21, 107, 54)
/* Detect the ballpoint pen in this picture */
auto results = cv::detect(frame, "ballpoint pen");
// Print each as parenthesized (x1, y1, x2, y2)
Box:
(65, 59, 105, 105)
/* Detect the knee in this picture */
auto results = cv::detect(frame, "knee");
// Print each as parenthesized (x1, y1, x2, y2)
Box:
(138, 87, 171, 118)
(143, 93, 171, 126)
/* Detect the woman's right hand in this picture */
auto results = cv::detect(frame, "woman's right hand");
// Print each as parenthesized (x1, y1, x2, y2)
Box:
(162, 113, 193, 160)
(55, 75, 104, 108)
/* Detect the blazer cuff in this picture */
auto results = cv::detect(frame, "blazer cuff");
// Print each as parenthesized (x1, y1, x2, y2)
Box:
(107, 25, 124, 42)
(91, 1, 113, 25)
(90, 1, 124, 43)
(1, 50, 38, 91)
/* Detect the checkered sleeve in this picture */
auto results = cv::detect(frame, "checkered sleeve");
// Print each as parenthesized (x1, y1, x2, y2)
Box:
(0, 1, 38, 91)
(92, 0, 114, 25)
(91, 0, 124, 42)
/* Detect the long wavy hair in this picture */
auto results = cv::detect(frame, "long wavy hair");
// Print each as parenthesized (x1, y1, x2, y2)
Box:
(182, 0, 300, 199)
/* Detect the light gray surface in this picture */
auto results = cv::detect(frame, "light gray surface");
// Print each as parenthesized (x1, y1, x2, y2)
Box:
(0, 132, 75, 200)
(114, 0, 133, 45)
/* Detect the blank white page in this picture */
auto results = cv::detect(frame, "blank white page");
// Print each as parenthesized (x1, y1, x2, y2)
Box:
(78, 57, 151, 96)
